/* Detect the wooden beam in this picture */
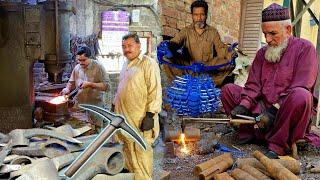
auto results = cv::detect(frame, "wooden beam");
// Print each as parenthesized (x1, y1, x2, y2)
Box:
(295, 0, 303, 37)
(301, 0, 319, 25)
(292, 0, 316, 27)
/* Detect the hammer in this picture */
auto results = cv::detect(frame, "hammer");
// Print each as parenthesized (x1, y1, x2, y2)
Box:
(64, 104, 147, 178)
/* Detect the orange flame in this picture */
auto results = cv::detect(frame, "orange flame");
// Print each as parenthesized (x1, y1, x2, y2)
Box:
(49, 96, 68, 104)
(179, 133, 189, 154)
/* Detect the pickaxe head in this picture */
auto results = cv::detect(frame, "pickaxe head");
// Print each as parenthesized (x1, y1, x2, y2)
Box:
(78, 104, 147, 151)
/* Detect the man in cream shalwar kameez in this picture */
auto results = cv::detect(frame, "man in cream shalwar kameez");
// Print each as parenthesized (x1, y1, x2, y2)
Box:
(113, 33, 162, 180)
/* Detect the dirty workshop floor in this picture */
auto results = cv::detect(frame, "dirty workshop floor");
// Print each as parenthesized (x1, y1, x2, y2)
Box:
(153, 120, 320, 180)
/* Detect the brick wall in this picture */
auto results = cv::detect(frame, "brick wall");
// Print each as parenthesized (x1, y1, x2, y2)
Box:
(159, 0, 240, 43)
(211, 0, 241, 43)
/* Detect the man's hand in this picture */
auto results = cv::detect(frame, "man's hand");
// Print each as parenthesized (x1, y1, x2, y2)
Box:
(80, 81, 92, 89)
(256, 106, 277, 131)
(60, 88, 70, 96)
(157, 41, 173, 59)
(140, 112, 155, 132)
(231, 105, 250, 118)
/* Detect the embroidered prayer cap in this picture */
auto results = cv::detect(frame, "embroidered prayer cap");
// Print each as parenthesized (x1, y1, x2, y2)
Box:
(262, 3, 290, 22)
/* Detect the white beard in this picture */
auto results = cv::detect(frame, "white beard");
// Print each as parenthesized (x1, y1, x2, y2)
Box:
(265, 38, 288, 63)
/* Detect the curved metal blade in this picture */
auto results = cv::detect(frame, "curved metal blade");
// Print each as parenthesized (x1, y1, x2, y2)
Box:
(120, 121, 147, 151)
(78, 104, 114, 124)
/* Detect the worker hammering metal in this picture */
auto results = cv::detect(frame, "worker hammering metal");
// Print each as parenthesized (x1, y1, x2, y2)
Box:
(221, 3, 318, 159)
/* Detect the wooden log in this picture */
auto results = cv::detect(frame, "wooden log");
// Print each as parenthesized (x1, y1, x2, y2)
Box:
(240, 164, 272, 180)
(194, 153, 232, 175)
(231, 168, 258, 180)
(237, 158, 301, 175)
(213, 172, 235, 180)
(253, 151, 300, 180)
(199, 155, 234, 180)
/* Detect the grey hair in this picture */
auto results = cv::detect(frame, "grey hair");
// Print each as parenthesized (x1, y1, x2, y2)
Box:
(280, 19, 292, 27)
(122, 33, 140, 44)
(263, 19, 292, 27)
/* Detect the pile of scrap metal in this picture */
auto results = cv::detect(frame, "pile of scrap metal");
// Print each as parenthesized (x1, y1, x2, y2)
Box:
(0, 123, 131, 180)
(193, 151, 301, 180)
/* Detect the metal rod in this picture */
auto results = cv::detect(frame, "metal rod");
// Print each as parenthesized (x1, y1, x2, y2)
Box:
(235, 114, 255, 120)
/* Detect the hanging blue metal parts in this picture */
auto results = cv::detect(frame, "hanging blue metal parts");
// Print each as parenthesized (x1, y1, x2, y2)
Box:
(165, 74, 221, 117)
(157, 40, 237, 73)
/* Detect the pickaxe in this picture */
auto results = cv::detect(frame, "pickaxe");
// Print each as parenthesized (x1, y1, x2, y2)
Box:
(64, 104, 147, 178)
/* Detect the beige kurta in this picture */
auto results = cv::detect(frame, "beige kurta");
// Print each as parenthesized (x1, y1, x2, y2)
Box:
(113, 53, 162, 180)
(165, 23, 234, 85)
(69, 59, 109, 107)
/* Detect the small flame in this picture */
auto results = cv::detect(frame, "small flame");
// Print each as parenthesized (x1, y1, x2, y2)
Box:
(49, 96, 67, 104)
(179, 133, 189, 154)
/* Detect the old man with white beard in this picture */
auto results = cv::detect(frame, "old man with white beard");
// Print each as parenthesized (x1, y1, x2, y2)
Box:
(221, 3, 318, 158)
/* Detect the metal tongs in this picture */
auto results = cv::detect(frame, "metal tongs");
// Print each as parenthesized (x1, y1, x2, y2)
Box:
(64, 85, 82, 101)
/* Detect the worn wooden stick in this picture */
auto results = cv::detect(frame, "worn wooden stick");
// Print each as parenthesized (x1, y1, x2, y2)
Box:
(240, 164, 272, 180)
(213, 172, 235, 180)
(199, 155, 234, 180)
(237, 158, 301, 175)
(231, 168, 258, 180)
(194, 153, 232, 175)
(253, 151, 300, 180)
